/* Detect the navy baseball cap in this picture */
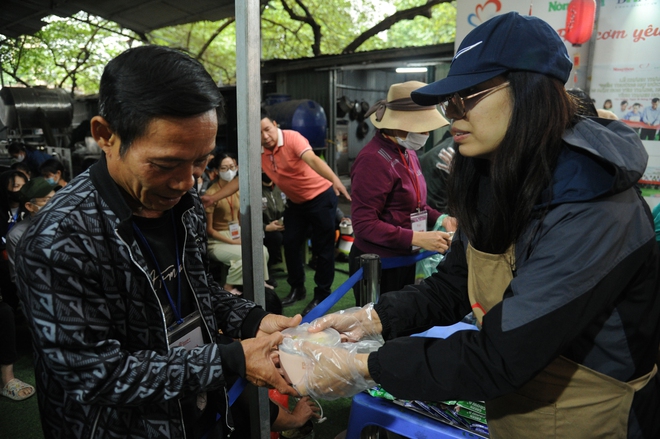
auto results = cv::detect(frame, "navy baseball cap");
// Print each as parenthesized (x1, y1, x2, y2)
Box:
(412, 12, 572, 105)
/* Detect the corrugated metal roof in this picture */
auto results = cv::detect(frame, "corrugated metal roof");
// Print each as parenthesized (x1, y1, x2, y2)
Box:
(0, 0, 253, 38)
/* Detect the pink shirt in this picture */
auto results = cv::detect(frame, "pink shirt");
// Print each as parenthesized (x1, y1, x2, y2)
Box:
(261, 129, 332, 204)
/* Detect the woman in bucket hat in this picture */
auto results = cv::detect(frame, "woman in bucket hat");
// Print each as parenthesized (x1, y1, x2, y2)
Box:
(349, 80, 455, 304)
(292, 12, 659, 438)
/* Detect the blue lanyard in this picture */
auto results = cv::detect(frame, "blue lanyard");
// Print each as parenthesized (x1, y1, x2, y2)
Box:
(132, 212, 184, 324)
(7, 210, 19, 232)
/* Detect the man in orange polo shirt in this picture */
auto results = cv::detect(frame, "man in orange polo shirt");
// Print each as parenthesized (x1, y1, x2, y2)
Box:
(261, 107, 350, 315)
(202, 108, 350, 315)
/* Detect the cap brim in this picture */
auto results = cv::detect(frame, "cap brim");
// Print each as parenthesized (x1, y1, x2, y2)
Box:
(411, 69, 507, 106)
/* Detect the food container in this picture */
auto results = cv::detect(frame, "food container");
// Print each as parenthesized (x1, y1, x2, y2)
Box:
(279, 325, 341, 386)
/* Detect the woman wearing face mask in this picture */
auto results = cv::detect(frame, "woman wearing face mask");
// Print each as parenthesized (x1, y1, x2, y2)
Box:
(0, 170, 28, 310)
(205, 153, 271, 295)
(349, 81, 455, 302)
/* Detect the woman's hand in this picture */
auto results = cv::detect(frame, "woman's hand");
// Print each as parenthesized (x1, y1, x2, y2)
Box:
(293, 342, 373, 400)
(442, 216, 458, 233)
(411, 230, 452, 253)
(308, 304, 381, 342)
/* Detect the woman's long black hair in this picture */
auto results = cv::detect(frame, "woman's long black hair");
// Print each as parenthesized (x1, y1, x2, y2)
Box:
(447, 71, 579, 254)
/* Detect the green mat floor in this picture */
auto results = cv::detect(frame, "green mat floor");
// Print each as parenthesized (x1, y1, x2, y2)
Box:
(0, 261, 356, 439)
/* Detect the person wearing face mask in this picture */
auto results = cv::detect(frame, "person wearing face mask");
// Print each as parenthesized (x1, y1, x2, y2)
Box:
(6, 177, 56, 284)
(39, 158, 68, 189)
(0, 170, 28, 310)
(6, 142, 53, 178)
(349, 81, 455, 303)
(205, 153, 271, 295)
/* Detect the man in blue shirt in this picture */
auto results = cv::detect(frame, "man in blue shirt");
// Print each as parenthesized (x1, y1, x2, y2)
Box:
(640, 98, 659, 141)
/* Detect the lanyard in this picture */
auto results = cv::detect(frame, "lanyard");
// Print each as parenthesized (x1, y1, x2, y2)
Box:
(132, 212, 184, 324)
(226, 193, 235, 219)
(7, 210, 19, 232)
(396, 147, 422, 211)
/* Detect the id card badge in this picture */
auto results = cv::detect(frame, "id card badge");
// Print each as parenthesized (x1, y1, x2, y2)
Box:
(168, 311, 205, 351)
(228, 221, 240, 240)
(410, 210, 428, 251)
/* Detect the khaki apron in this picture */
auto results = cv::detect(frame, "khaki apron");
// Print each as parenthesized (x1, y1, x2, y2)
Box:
(466, 244, 657, 439)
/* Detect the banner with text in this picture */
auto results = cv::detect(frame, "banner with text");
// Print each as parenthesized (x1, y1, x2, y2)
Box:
(589, 0, 660, 194)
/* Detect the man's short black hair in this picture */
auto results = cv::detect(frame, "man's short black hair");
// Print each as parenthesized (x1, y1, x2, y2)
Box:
(40, 158, 65, 177)
(10, 162, 31, 175)
(7, 141, 26, 155)
(260, 106, 272, 121)
(99, 45, 224, 156)
(652, 98, 659, 104)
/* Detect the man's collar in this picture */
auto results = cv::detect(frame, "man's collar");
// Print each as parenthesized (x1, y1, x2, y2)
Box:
(277, 128, 284, 147)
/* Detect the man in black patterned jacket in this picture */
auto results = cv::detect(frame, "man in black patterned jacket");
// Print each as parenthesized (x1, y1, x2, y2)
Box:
(14, 45, 301, 439)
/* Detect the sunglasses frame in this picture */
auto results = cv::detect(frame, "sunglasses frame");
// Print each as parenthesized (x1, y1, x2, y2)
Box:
(441, 82, 511, 120)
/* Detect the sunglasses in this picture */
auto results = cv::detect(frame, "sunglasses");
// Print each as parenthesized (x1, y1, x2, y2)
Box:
(440, 82, 510, 120)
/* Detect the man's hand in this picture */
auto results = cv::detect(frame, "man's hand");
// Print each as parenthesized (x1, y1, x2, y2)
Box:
(271, 396, 321, 431)
(200, 178, 239, 208)
(257, 314, 302, 338)
(333, 178, 352, 201)
(290, 396, 321, 424)
(265, 220, 285, 232)
(300, 151, 351, 201)
(200, 194, 215, 208)
(241, 333, 297, 396)
(308, 304, 381, 342)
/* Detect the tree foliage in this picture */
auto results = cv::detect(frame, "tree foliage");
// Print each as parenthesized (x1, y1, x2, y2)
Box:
(0, 13, 141, 95)
(0, 1, 455, 93)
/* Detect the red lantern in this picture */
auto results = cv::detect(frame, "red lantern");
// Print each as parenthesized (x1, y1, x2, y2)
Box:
(565, 0, 596, 46)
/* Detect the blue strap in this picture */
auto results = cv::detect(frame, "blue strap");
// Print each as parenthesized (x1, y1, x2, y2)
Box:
(302, 267, 363, 323)
(228, 377, 247, 406)
(381, 250, 438, 270)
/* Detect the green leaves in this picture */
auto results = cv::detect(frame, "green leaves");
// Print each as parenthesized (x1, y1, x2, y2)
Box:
(0, 1, 456, 93)
(1, 12, 139, 94)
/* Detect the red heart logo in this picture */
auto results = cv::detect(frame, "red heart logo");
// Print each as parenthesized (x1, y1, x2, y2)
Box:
(475, 0, 502, 23)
